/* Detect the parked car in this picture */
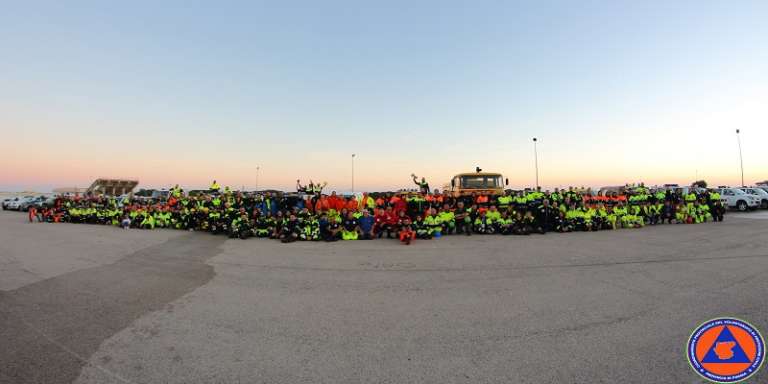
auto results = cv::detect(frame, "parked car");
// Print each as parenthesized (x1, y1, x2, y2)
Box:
(151, 189, 170, 200)
(30, 196, 57, 210)
(2, 197, 17, 210)
(740, 188, 768, 209)
(132, 189, 170, 201)
(713, 187, 760, 211)
(18, 196, 48, 212)
(673, 186, 707, 196)
(6, 196, 35, 211)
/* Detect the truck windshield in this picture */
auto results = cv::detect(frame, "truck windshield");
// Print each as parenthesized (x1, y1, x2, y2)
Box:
(460, 176, 501, 189)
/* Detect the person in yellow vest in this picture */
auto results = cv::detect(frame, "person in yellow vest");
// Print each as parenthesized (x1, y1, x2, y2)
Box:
(171, 184, 182, 198)
(497, 191, 513, 212)
(209, 180, 221, 193)
(424, 208, 443, 237)
(364, 193, 376, 212)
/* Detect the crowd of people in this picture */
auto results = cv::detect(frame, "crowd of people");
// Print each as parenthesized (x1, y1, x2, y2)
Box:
(27, 179, 725, 245)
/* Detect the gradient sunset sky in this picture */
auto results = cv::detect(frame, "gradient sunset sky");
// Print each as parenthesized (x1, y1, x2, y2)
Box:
(1, 1, 766, 192)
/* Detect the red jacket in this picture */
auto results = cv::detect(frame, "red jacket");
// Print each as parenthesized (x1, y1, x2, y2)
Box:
(393, 199, 407, 214)
(374, 213, 391, 228)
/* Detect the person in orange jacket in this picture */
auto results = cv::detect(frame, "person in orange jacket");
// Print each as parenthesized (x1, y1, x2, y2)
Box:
(328, 192, 345, 211)
(346, 196, 359, 212)
(396, 211, 415, 245)
(315, 195, 330, 213)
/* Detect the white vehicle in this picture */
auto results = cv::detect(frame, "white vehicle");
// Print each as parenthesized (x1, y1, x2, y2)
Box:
(6, 196, 35, 211)
(2, 197, 18, 210)
(18, 196, 48, 211)
(740, 188, 768, 209)
(714, 187, 760, 211)
(671, 186, 707, 197)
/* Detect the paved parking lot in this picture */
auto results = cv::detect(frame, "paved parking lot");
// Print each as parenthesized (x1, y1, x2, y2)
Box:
(1, 210, 767, 383)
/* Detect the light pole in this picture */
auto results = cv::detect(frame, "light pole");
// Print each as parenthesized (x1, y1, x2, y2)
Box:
(255, 166, 260, 191)
(736, 129, 744, 187)
(533, 137, 539, 189)
(351, 154, 356, 193)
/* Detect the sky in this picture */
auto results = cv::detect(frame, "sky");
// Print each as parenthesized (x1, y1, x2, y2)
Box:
(1, 0, 766, 192)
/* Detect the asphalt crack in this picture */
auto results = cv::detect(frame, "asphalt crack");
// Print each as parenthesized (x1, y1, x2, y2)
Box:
(0, 233, 225, 384)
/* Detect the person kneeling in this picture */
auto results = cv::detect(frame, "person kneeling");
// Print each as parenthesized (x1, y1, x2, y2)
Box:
(280, 214, 301, 243)
(121, 215, 132, 229)
(341, 212, 360, 240)
(398, 217, 416, 245)
(319, 214, 342, 242)
(413, 215, 432, 239)
(358, 210, 375, 240)
(473, 211, 494, 234)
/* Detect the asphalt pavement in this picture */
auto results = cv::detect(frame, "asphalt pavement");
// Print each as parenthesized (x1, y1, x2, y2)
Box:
(1, 210, 767, 383)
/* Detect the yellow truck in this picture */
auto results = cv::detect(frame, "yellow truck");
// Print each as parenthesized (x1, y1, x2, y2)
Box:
(446, 170, 509, 197)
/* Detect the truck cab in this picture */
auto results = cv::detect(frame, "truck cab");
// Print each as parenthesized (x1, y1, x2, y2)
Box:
(447, 172, 508, 197)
